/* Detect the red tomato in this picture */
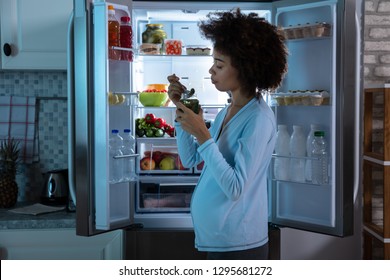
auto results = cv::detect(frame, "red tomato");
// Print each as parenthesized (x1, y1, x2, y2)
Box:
(165, 40, 182, 55)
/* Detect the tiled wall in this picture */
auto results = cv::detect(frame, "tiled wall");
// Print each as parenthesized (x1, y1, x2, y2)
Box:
(0, 71, 68, 201)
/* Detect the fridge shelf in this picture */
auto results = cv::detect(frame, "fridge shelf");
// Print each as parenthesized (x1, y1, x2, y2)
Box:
(281, 22, 332, 40)
(111, 46, 136, 52)
(271, 154, 331, 185)
(137, 53, 212, 57)
(271, 178, 330, 187)
(269, 91, 330, 106)
(272, 154, 329, 160)
(135, 105, 176, 110)
(112, 91, 139, 96)
(113, 153, 139, 159)
(285, 35, 332, 43)
(134, 54, 213, 62)
(136, 136, 176, 139)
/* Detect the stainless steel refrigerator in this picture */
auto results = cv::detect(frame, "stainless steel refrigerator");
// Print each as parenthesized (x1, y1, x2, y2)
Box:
(67, 0, 364, 259)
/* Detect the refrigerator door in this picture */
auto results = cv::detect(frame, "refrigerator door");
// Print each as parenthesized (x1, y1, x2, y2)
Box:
(70, 0, 134, 236)
(268, 0, 362, 236)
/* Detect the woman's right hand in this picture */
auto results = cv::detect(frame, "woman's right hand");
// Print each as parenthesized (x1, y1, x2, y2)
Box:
(167, 74, 186, 105)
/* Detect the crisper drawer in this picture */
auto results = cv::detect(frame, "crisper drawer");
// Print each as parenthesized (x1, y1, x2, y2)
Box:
(137, 137, 193, 174)
(136, 176, 199, 213)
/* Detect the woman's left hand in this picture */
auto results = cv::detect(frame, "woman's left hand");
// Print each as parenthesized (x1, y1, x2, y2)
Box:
(175, 102, 211, 145)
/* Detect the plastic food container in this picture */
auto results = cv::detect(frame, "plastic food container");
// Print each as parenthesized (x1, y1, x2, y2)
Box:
(271, 90, 330, 106)
(165, 39, 183, 55)
(310, 94, 324, 106)
(293, 24, 304, 39)
(185, 45, 211, 55)
(315, 22, 332, 37)
(139, 43, 161, 55)
(271, 93, 286, 106)
(302, 23, 314, 38)
(283, 26, 295, 40)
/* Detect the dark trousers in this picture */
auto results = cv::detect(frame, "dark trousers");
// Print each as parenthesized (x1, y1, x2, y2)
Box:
(206, 242, 269, 260)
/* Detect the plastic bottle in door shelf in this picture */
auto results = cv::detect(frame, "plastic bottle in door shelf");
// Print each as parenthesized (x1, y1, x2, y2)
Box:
(311, 131, 329, 185)
(122, 129, 137, 181)
(274, 125, 290, 180)
(109, 129, 123, 183)
(108, 5, 120, 60)
(305, 124, 320, 182)
(120, 16, 133, 61)
(289, 125, 306, 182)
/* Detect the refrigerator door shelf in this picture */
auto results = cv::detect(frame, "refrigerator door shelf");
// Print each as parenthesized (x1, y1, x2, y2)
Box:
(85, 1, 134, 234)
(271, 154, 332, 186)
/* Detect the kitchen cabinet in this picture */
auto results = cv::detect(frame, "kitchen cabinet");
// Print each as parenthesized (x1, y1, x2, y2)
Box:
(0, 0, 72, 70)
(0, 229, 123, 259)
(363, 84, 390, 259)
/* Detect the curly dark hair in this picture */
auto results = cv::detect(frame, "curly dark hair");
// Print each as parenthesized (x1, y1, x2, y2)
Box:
(199, 8, 288, 98)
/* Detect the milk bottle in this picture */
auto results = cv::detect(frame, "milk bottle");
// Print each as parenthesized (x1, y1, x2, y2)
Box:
(289, 125, 306, 182)
(274, 125, 290, 180)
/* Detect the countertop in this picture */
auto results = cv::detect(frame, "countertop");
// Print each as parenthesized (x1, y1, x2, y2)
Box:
(0, 202, 76, 230)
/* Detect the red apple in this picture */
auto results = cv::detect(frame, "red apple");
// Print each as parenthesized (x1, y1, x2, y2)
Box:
(140, 157, 156, 170)
(151, 151, 164, 165)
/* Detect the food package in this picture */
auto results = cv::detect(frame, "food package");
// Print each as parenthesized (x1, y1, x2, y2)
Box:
(185, 45, 211, 55)
(139, 43, 161, 54)
(165, 39, 183, 55)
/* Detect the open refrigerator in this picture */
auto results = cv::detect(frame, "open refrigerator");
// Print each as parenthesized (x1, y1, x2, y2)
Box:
(68, 0, 364, 257)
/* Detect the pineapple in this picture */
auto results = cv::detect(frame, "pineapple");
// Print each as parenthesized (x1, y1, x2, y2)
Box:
(0, 138, 20, 208)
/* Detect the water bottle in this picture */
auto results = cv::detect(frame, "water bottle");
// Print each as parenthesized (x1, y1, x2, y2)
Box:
(289, 125, 306, 182)
(109, 129, 123, 183)
(311, 131, 329, 185)
(274, 125, 290, 180)
(305, 124, 320, 182)
(122, 129, 137, 181)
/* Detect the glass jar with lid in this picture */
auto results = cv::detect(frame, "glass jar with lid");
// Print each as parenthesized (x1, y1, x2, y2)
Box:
(180, 89, 199, 114)
(142, 24, 167, 52)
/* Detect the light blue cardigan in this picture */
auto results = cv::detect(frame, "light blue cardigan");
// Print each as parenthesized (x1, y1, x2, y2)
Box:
(175, 97, 276, 252)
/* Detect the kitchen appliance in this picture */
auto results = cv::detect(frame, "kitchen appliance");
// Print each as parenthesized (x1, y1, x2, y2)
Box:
(41, 169, 69, 206)
(68, 0, 364, 259)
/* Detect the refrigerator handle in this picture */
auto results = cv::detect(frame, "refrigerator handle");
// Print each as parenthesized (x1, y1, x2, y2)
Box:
(353, 7, 362, 204)
(67, 11, 76, 206)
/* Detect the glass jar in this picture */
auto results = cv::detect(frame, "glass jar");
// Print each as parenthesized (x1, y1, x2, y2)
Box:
(180, 90, 199, 114)
(142, 24, 167, 51)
